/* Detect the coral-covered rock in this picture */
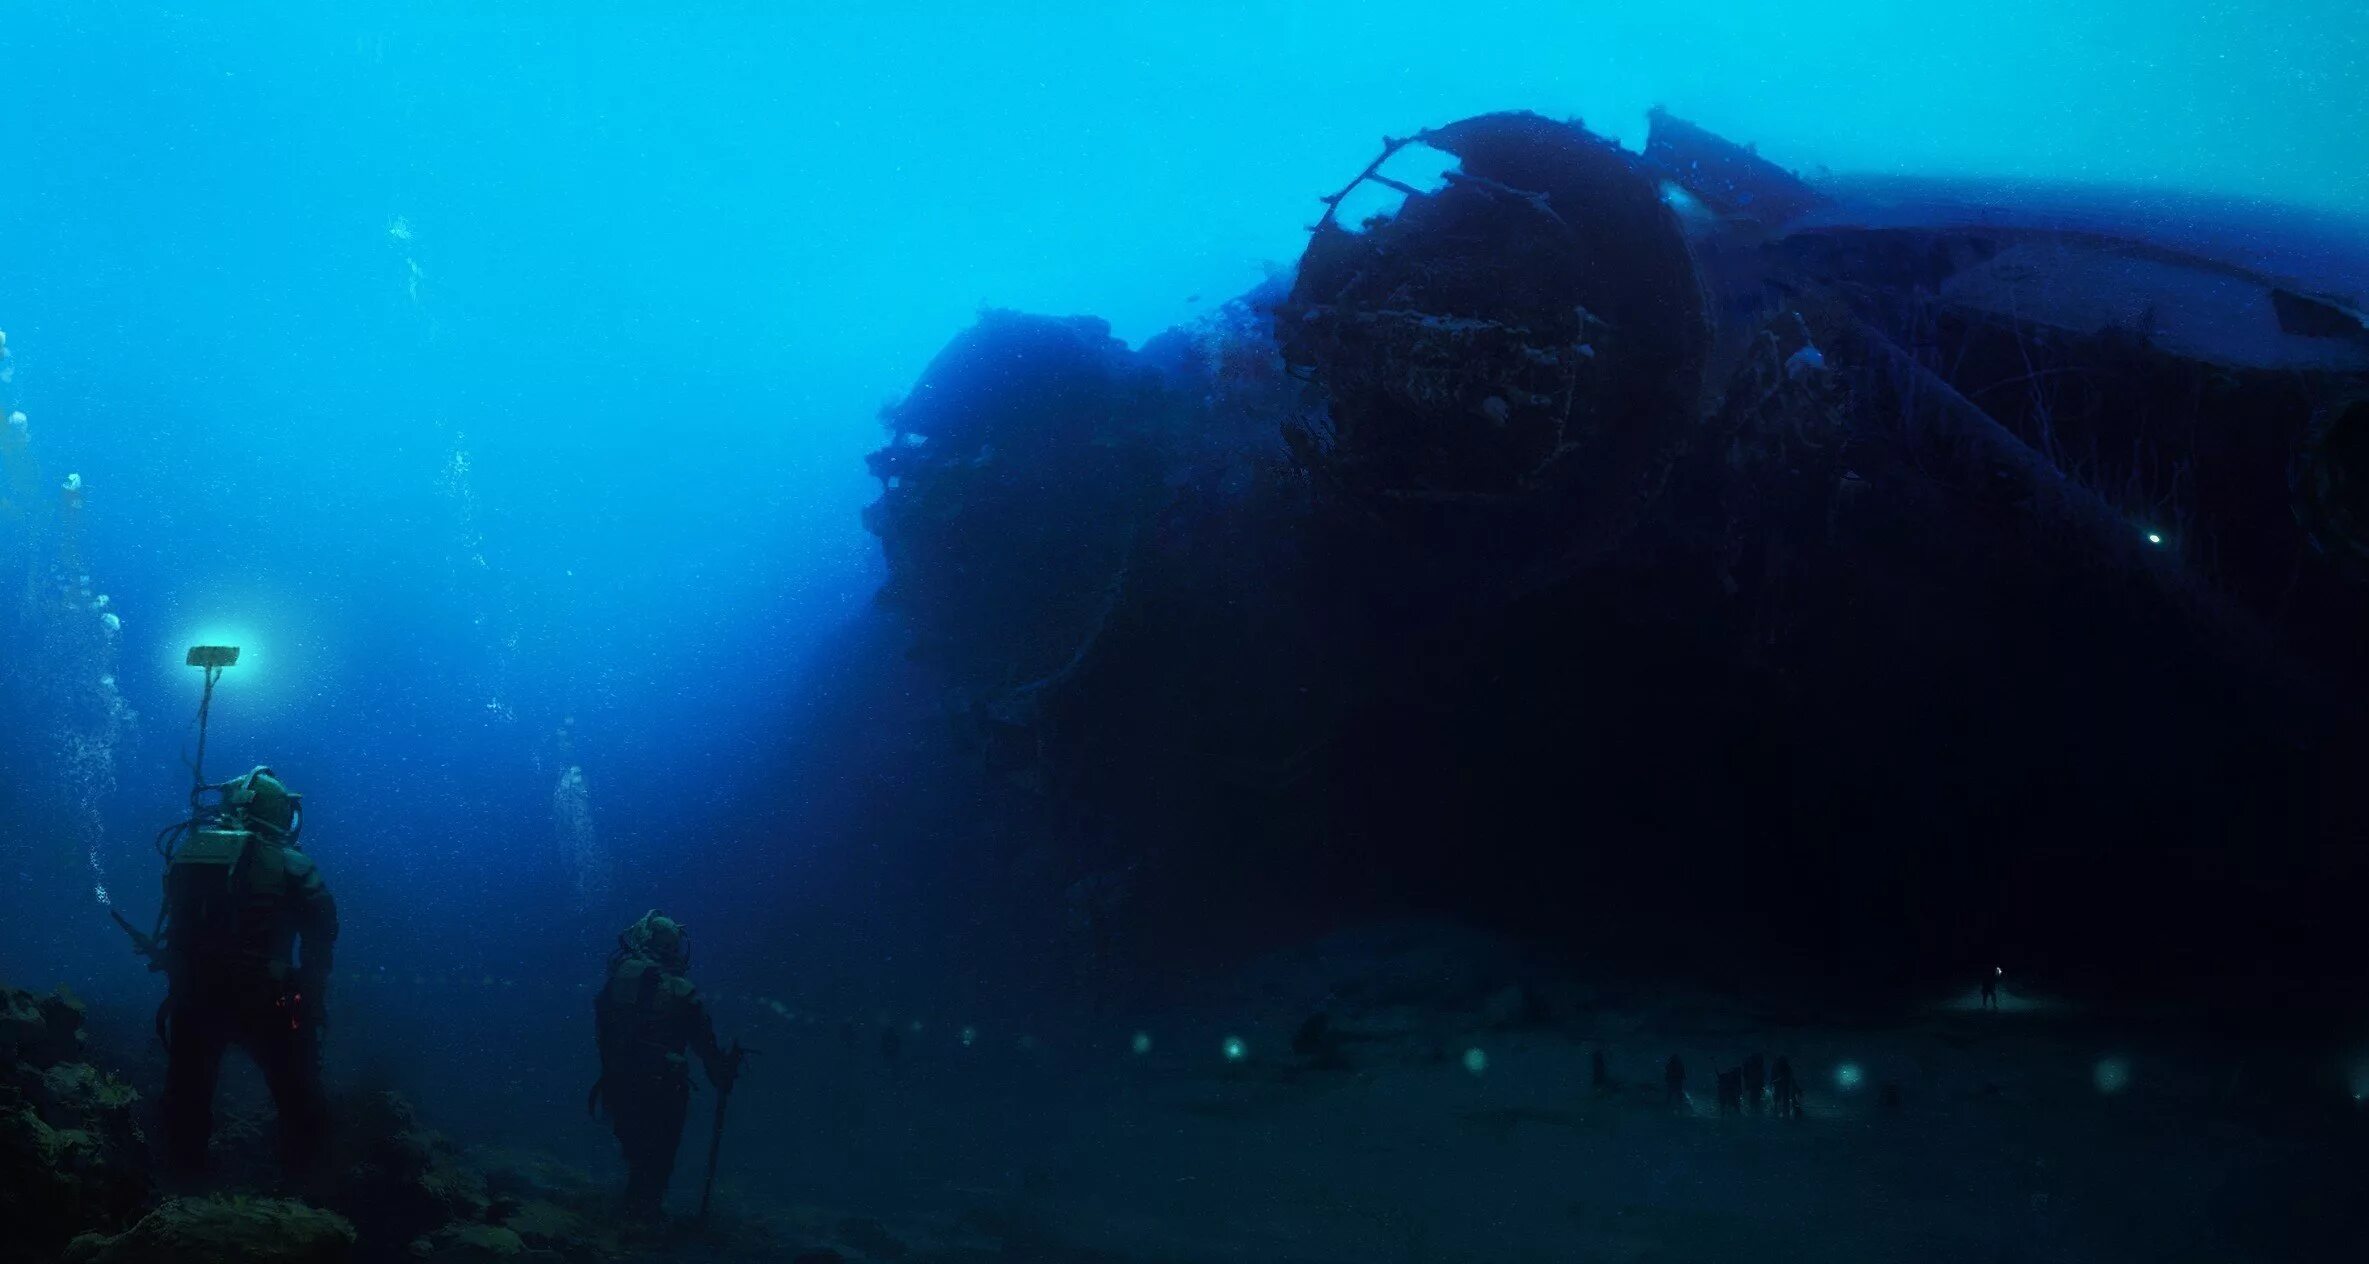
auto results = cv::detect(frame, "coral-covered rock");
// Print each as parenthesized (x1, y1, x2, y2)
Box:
(831, 1215, 910, 1260)
(333, 1090, 493, 1247)
(408, 1220, 563, 1263)
(0, 985, 151, 1258)
(494, 1198, 618, 1263)
(477, 1148, 606, 1207)
(63, 1196, 356, 1264)
(0, 982, 91, 1068)
(33, 1060, 142, 1121)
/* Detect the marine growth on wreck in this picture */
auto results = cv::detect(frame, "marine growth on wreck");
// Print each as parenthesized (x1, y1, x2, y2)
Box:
(7, 7, 2369, 1263)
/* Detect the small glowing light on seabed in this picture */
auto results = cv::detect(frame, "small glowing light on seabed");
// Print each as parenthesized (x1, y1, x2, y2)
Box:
(2145, 531, 2165, 546)
(1833, 1062, 1864, 1091)
(2094, 1056, 2132, 1095)
(1462, 1047, 1489, 1075)
(1222, 1036, 1247, 1062)
(959, 1026, 977, 1048)
(1131, 1031, 1152, 1055)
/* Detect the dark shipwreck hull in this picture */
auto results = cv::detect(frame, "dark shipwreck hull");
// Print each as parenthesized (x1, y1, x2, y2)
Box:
(856, 111, 2369, 1007)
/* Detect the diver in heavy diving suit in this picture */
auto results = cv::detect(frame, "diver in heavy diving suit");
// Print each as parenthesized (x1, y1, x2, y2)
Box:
(589, 911, 744, 1218)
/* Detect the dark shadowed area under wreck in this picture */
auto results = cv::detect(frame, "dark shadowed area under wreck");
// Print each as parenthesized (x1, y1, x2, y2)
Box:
(7, 8, 2369, 1261)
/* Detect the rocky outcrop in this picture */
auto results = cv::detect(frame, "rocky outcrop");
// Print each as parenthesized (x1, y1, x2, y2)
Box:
(64, 1196, 357, 1264)
(1, 974, 631, 1264)
(331, 1090, 492, 1250)
(408, 1221, 550, 1263)
(0, 984, 152, 1259)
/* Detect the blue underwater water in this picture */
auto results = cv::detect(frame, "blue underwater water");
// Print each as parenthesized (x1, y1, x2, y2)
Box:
(3, 2, 2368, 1257)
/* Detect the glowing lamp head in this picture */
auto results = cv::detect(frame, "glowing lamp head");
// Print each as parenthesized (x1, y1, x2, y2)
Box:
(2145, 531, 2165, 546)
(1131, 1031, 1152, 1056)
(168, 625, 273, 697)
(1462, 1047, 1489, 1075)
(1222, 1036, 1247, 1063)
(1834, 1062, 1865, 1091)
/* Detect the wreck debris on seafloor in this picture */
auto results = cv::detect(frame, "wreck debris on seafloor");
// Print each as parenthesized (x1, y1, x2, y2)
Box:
(860, 110, 2369, 988)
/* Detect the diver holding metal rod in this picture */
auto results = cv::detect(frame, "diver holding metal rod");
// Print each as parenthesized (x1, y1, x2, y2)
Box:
(590, 910, 752, 1221)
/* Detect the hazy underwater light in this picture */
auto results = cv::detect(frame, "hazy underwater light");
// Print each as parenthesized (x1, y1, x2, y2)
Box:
(0, 3, 2363, 1260)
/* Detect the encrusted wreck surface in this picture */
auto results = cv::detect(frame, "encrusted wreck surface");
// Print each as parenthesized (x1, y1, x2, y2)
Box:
(1279, 111, 1709, 527)
(858, 110, 2369, 999)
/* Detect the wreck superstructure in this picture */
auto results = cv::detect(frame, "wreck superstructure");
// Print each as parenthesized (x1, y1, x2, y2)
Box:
(861, 111, 2369, 997)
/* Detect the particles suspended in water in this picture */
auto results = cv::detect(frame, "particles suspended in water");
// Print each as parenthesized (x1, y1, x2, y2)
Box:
(552, 763, 608, 905)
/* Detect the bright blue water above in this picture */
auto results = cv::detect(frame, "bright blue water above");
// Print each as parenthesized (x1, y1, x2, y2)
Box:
(2, 0, 2363, 1016)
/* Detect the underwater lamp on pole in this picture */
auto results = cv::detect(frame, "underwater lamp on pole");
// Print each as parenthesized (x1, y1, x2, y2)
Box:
(184, 645, 240, 802)
(112, 643, 248, 955)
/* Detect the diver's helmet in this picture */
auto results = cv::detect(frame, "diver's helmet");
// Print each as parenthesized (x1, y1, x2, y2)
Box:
(224, 766, 302, 843)
(625, 910, 690, 971)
